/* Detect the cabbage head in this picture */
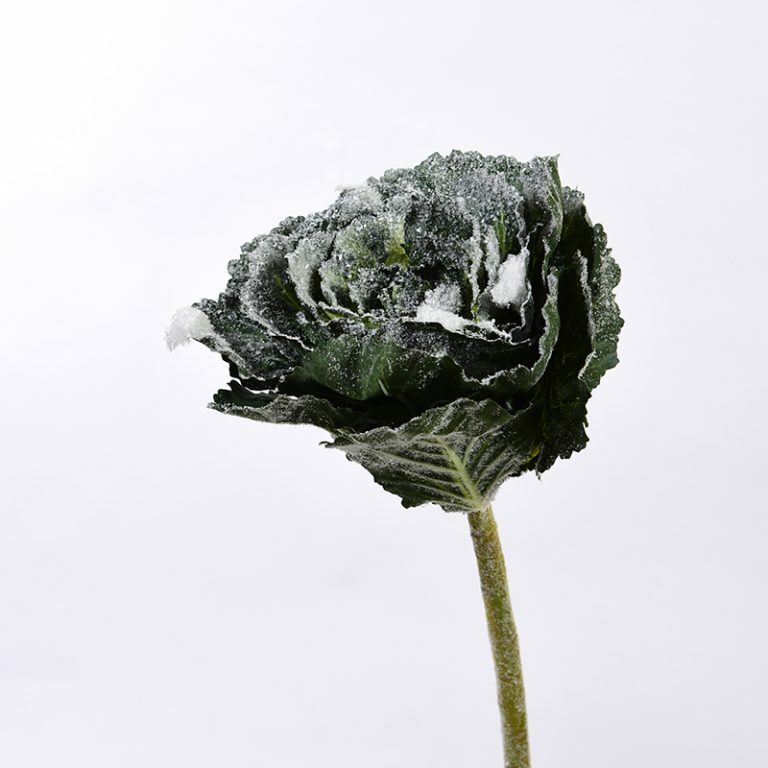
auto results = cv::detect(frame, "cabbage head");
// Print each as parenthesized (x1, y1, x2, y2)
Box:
(170, 151, 622, 512)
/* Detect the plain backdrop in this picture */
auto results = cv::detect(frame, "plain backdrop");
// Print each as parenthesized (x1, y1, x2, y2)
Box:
(1, 1, 766, 766)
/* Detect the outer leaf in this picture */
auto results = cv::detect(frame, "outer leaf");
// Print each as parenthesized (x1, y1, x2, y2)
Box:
(211, 382, 367, 432)
(195, 298, 305, 384)
(533, 254, 593, 473)
(580, 223, 623, 390)
(329, 399, 539, 513)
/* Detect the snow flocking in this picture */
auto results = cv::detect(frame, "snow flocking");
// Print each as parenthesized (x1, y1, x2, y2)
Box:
(415, 284, 467, 333)
(490, 247, 530, 310)
(165, 306, 215, 350)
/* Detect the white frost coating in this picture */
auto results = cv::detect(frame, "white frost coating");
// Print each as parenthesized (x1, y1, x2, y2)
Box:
(241, 253, 311, 350)
(336, 183, 383, 214)
(166, 307, 215, 350)
(484, 225, 502, 286)
(415, 306, 467, 333)
(424, 284, 461, 312)
(577, 251, 598, 380)
(415, 284, 467, 333)
(490, 248, 529, 309)
(287, 232, 332, 308)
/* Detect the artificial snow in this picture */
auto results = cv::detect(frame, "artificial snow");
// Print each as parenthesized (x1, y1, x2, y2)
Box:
(490, 248, 529, 309)
(415, 284, 467, 333)
(165, 306, 215, 350)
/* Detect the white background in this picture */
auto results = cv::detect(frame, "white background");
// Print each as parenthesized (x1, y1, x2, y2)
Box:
(1, 1, 766, 766)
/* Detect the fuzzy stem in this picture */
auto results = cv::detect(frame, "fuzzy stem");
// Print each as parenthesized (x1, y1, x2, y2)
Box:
(467, 505, 530, 768)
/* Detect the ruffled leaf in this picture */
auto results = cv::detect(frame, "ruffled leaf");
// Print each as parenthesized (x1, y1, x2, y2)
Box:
(531, 253, 594, 473)
(290, 334, 479, 409)
(580, 223, 623, 390)
(211, 381, 370, 432)
(194, 298, 305, 384)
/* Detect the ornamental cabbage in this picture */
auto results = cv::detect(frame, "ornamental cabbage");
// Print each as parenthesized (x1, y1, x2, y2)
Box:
(170, 151, 622, 513)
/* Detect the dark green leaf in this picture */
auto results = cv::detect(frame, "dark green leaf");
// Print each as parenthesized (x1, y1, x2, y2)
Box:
(484, 273, 561, 400)
(211, 381, 366, 432)
(329, 399, 540, 512)
(195, 298, 305, 384)
(292, 334, 478, 409)
(532, 254, 594, 473)
(580, 224, 623, 390)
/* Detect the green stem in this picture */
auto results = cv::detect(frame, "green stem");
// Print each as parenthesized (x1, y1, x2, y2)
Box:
(467, 505, 530, 768)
